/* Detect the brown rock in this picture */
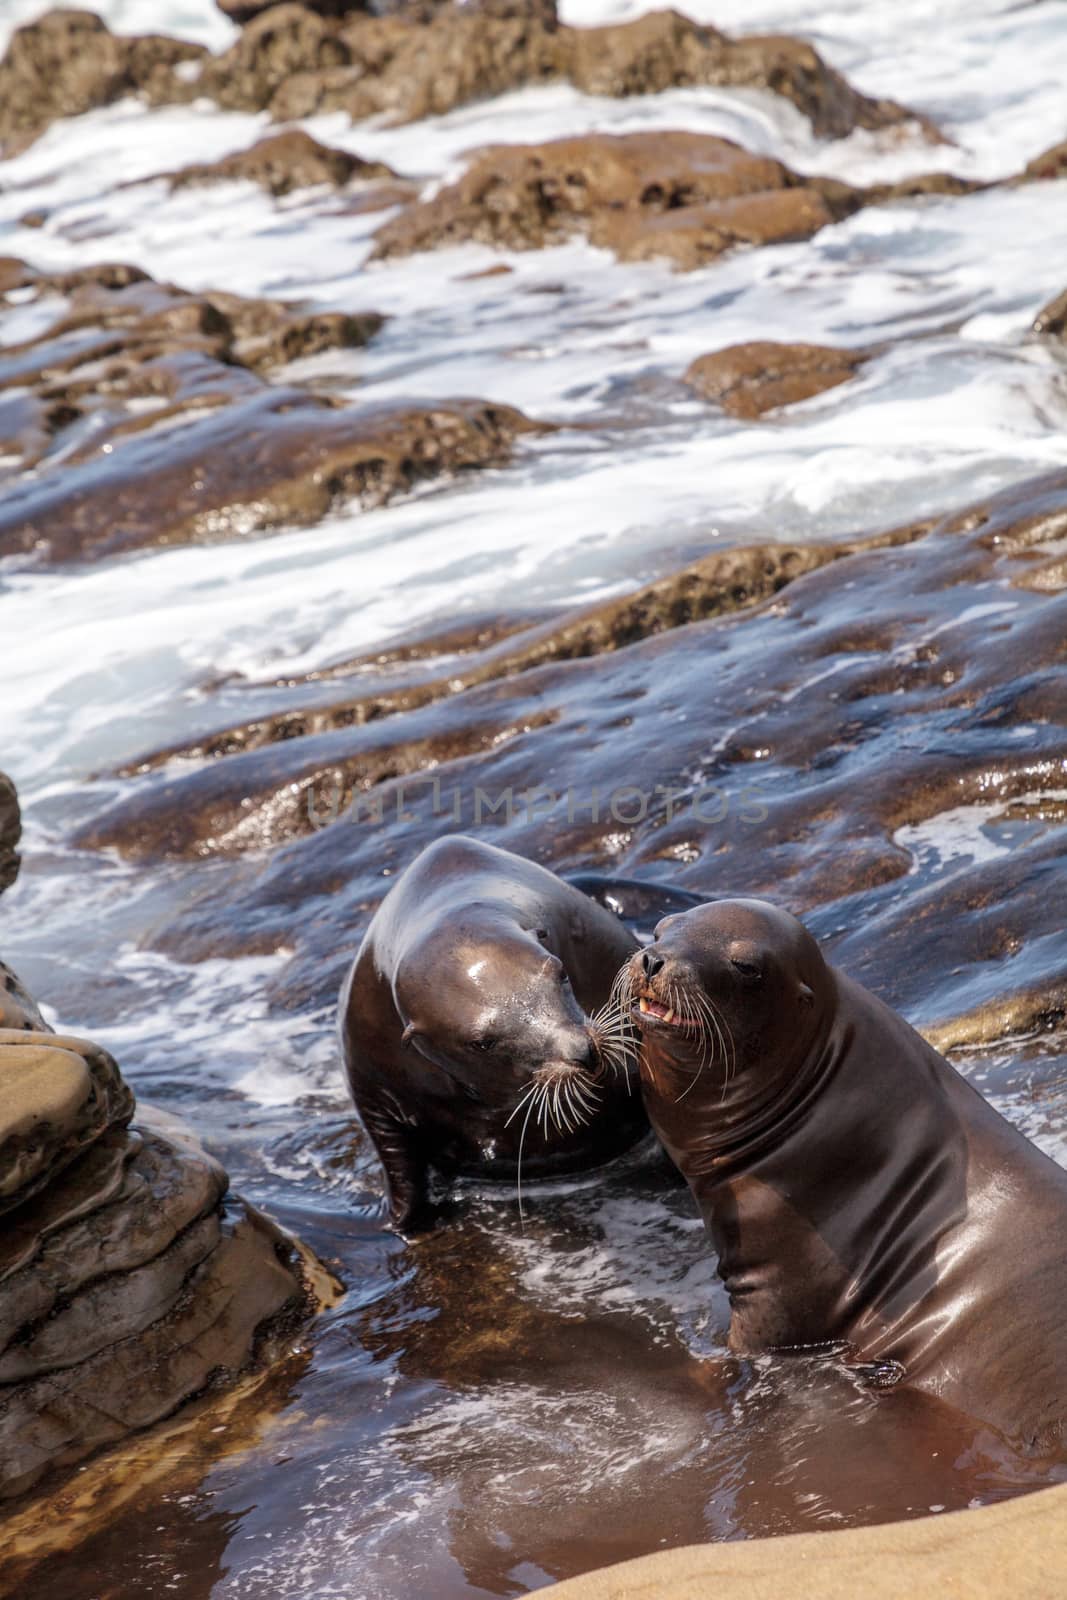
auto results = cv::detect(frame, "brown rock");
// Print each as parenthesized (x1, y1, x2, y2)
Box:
(205, 4, 926, 139)
(565, 12, 922, 141)
(683, 340, 871, 420)
(88, 541, 849, 856)
(0, 978, 336, 1504)
(0, 1132, 226, 1357)
(0, 258, 531, 565)
(167, 128, 395, 196)
(217, 0, 373, 19)
(0, 5, 934, 151)
(535, 1484, 1067, 1600)
(0, 962, 48, 1032)
(0, 773, 19, 897)
(0, 1195, 304, 1499)
(203, 3, 357, 113)
(371, 130, 853, 267)
(1022, 139, 1067, 182)
(0, 389, 538, 563)
(264, 8, 561, 123)
(108, 464, 1067, 1055)
(863, 171, 988, 206)
(1034, 287, 1067, 339)
(0, 10, 205, 156)
(0, 1032, 135, 1214)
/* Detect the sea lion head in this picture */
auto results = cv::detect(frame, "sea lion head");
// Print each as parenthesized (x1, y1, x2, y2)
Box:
(620, 898, 832, 1105)
(393, 916, 610, 1127)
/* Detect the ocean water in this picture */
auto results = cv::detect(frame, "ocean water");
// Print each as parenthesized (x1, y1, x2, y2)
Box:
(1, 2, 1067, 1594)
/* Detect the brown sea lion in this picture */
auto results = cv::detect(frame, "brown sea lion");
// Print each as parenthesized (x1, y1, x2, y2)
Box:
(340, 836, 647, 1232)
(620, 897, 1067, 1455)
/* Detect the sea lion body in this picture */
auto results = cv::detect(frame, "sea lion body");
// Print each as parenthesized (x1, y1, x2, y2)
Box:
(626, 898, 1067, 1453)
(342, 836, 646, 1230)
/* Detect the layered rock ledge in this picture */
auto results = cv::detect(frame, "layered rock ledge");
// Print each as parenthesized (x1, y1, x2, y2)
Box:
(0, 7, 932, 157)
(0, 995, 336, 1501)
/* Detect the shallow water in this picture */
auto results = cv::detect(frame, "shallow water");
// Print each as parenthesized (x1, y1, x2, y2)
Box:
(2, 0, 1067, 1593)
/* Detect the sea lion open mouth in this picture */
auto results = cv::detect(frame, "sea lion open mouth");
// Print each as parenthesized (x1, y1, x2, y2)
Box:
(634, 992, 701, 1031)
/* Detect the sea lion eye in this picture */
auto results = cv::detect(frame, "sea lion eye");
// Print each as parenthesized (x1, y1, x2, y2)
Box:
(730, 959, 763, 981)
(472, 1035, 498, 1053)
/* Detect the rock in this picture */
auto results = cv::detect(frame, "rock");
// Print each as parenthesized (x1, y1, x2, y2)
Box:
(1034, 288, 1067, 339)
(0, 1012, 335, 1501)
(166, 128, 395, 196)
(203, 4, 360, 113)
(0, 1197, 304, 1500)
(0, 6, 932, 151)
(1022, 139, 1067, 182)
(0, 388, 539, 563)
(541, 1482, 1067, 1600)
(0, 258, 534, 565)
(217, 0, 373, 19)
(371, 130, 856, 268)
(200, 5, 927, 138)
(683, 341, 871, 420)
(104, 465, 1067, 1056)
(0, 1032, 135, 1214)
(0, 10, 206, 156)
(564, 12, 923, 141)
(0, 961, 48, 1032)
(0, 772, 19, 896)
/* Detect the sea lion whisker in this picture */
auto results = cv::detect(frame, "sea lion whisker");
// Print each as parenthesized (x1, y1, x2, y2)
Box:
(505, 1080, 540, 1129)
(669, 979, 710, 1103)
(514, 1082, 539, 1231)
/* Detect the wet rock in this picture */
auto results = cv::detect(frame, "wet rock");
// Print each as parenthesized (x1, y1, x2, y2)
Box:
(862, 171, 988, 205)
(0, 1032, 134, 1214)
(1022, 139, 1067, 182)
(112, 540, 849, 773)
(564, 12, 924, 141)
(0, 259, 386, 502)
(217, 0, 372, 19)
(0, 6, 930, 150)
(0, 388, 538, 563)
(200, 5, 927, 139)
(0, 772, 19, 897)
(372, 131, 855, 268)
(0, 1015, 335, 1501)
(1034, 288, 1067, 339)
(0, 257, 533, 564)
(110, 468, 1067, 1051)
(683, 341, 871, 420)
(0, 961, 48, 1032)
(166, 128, 396, 196)
(0, 10, 206, 156)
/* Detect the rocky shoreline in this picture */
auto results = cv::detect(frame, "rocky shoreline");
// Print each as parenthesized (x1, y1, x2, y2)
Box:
(1, 0, 1066, 1592)
(0, 783, 336, 1514)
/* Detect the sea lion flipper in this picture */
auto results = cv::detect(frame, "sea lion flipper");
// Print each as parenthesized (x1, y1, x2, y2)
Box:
(361, 1096, 430, 1234)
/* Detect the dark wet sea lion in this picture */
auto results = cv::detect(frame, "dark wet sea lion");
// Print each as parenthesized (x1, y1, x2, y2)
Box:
(341, 836, 646, 1231)
(622, 897, 1067, 1454)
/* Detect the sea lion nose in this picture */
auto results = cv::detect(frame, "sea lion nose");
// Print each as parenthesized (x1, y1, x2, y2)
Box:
(642, 950, 664, 978)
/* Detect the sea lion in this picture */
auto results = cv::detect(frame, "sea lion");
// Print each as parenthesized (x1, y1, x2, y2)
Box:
(341, 836, 647, 1232)
(620, 897, 1067, 1454)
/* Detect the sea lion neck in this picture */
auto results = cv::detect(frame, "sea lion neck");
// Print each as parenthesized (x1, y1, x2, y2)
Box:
(641, 967, 842, 1179)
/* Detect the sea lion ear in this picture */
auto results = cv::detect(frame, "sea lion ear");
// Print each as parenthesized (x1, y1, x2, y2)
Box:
(401, 1021, 421, 1049)
(798, 983, 815, 1008)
